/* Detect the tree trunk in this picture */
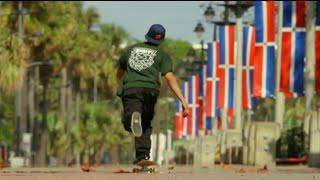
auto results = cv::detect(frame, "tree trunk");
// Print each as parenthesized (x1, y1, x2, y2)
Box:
(82, 149, 90, 165)
(73, 77, 81, 165)
(109, 146, 119, 164)
(60, 67, 67, 131)
(75, 79, 81, 124)
(21, 73, 28, 134)
(64, 68, 74, 165)
(37, 131, 48, 167)
(31, 66, 40, 167)
(28, 70, 36, 134)
(94, 144, 103, 166)
(55, 152, 63, 167)
(36, 81, 49, 166)
(66, 68, 73, 129)
(60, 67, 68, 165)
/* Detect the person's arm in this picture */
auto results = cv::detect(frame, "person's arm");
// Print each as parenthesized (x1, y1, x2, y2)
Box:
(164, 72, 189, 117)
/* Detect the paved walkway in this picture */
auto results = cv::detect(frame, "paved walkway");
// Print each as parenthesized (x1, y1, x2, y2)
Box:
(1, 164, 320, 180)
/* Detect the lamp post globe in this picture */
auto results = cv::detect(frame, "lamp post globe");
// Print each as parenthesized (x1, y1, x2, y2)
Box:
(193, 22, 205, 40)
(204, 5, 215, 23)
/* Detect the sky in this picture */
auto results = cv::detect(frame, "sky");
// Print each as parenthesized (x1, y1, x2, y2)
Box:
(82, 1, 242, 45)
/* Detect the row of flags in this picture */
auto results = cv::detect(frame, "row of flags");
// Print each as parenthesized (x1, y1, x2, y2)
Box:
(175, 1, 320, 139)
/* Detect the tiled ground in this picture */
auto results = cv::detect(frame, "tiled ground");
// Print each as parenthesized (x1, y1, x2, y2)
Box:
(1, 164, 319, 180)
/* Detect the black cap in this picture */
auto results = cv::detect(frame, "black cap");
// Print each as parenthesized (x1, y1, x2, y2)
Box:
(145, 24, 166, 45)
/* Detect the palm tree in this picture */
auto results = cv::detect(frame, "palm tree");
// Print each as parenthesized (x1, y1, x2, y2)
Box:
(0, 30, 29, 92)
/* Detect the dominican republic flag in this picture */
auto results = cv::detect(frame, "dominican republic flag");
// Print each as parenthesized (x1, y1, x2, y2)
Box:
(253, 1, 276, 98)
(198, 65, 208, 134)
(206, 42, 220, 134)
(206, 42, 220, 117)
(181, 81, 189, 138)
(280, 1, 306, 97)
(316, 1, 320, 93)
(188, 75, 200, 138)
(218, 25, 235, 109)
(242, 26, 257, 110)
(175, 97, 183, 139)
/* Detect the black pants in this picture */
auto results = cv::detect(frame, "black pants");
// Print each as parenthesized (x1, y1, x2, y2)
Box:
(121, 87, 159, 159)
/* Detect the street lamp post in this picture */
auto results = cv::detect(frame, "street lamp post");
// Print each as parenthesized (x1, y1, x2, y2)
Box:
(203, 5, 217, 41)
(193, 22, 205, 63)
(2, 1, 38, 158)
(203, 4, 237, 41)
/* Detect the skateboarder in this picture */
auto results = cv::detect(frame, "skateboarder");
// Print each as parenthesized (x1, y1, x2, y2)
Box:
(116, 24, 189, 164)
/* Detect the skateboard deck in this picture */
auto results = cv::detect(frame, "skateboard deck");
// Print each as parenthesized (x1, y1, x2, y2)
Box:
(132, 160, 157, 173)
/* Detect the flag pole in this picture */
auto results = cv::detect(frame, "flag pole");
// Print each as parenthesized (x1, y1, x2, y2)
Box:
(304, 1, 317, 167)
(304, 2, 316, 117)
(234, 2, 244, 133)
(274, 1, 285, 130)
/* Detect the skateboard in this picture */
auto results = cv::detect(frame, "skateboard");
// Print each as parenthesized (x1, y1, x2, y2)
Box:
(132, 160, 157, 173)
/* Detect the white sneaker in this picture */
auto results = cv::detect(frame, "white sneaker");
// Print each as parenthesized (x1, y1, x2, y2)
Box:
(131, 111, 142, 137)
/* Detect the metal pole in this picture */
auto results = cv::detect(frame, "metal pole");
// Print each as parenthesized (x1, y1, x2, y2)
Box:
(224, 1, 229, 23)
(212, 22, 217, 41)
(14, 1, 24, 156)
(28, 70, 34, 133)
(201, 39, 204, 62)
(305, 1, 316, 112)
(234, 3, 243, 132)
(275, 1, 285, 130)
(305, 1, 317, 167)
(18, 1, 24, 37)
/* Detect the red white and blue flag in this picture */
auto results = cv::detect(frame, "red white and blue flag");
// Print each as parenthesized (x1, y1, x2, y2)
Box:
(280, 1, 306, 97)
(253, 1, 276, 98)
(188, 75, 200, 138)
(316, 1, 320, 93)
(242, 26, 257, 109)
(206, 42, 220, 117)
(218, 25, 235, 109)
(198, 65, 209, 134)
(206, 42, 220, 134)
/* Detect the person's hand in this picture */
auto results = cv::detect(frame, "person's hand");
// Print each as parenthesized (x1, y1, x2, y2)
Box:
(182, 101, 189, 117)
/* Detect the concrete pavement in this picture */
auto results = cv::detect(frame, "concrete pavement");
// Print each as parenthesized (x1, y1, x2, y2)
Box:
(1, 164, 320, 180)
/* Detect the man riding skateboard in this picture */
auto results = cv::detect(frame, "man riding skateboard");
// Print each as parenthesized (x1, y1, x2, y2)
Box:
(116, 24, 189, 164)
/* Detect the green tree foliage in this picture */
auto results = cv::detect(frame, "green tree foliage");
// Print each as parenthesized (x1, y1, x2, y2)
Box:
(160, 38, 193, 68)
(46, 111, 68, 165)
(276, 126, 307, 158)
(68, 101, 131, 165)
(0, 29, 29, 92)
(0, 92, 14, 148)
